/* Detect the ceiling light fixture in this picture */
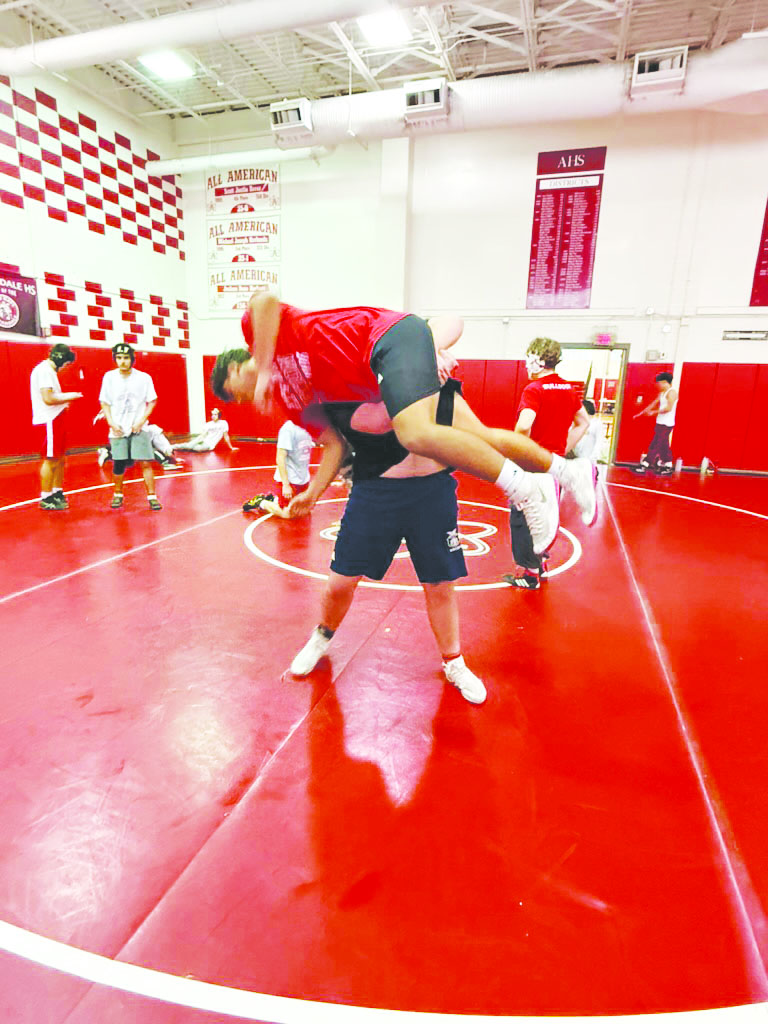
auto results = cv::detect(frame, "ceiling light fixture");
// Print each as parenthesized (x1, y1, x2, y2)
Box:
(137, 51, 195, 81)
(357, 9, 412, 47)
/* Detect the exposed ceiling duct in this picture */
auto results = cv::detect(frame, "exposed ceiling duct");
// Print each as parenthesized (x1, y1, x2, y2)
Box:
(151, 146, 334, 175)
(0, 0, 442, 75)
(147, 36, 768, 175)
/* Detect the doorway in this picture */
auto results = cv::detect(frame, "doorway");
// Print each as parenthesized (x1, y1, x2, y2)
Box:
(557, 344, 629, 465)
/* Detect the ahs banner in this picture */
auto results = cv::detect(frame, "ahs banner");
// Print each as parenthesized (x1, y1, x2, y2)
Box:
(527, 147, 606, 309)
(0, 269, 40, 336)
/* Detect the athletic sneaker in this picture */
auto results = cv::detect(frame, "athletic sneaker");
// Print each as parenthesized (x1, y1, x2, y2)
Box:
(242, 493, 276, 512)
(560, 457, 598, 526)
(290, 627, 332, 676)
(512, 473, 559, 554)
(51, 491, 69, 509)
(110, 494, 123, 509)
(39, 495, 62, 511)
(97, 447, 109, 467)
(162, 460, 183, 471)
(502, 571, 540, 590)
(148, 496, 162, 510)
(442, 656, 487, 705)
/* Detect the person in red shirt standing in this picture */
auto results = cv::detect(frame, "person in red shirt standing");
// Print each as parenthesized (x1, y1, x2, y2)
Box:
(504, 337, 591, 590)
(210, 294, 598, 555)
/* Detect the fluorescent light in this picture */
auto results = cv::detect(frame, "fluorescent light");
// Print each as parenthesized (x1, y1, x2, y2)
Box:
(357, 9, 412, 47)
(137, 51, 195, 81)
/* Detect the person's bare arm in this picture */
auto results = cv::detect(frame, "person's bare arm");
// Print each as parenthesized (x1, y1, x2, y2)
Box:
(276, 448, 293, 500)
(133, 398, 156, 432)
(514, 408, 536, 438)
(566, 406, 589, 453)
(248, 292, 282, 408)
(286, 428, 346, 517)
(100, 401, 124, 437)
(634, 396, 661, 419)
(41, 387, 82, 405)
(224, 432, 238, 451)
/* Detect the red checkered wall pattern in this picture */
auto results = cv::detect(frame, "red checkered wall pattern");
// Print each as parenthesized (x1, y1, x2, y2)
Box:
(0, 75, 184, 260)
(41, 271, 190, 348)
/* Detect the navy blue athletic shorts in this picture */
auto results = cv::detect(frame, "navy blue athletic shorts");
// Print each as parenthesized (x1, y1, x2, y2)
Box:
(369, 314, 441, 419)
(331, 470, 467, 584)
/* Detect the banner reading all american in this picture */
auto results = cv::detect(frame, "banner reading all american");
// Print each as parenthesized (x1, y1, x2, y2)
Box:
(205, 166, 280, 215)
(207, 215, 281, 265)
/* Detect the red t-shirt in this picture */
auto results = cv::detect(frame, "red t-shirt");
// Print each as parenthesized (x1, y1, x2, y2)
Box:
(240, 304, 407, 413)
(517, 373, 580, 456)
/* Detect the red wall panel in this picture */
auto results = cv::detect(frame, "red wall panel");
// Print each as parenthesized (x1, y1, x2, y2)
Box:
(614, 362, 674, 464)
(4, 340, 190, 458)
(454, 360, 487, 421)
(202, 355, 285, 439)
(702, 364, 759, 469)
(137, 351, 189, 436)
(672, 363, 718, 468)
(482, 359, 523, 429)
(742, 364, 768, 472)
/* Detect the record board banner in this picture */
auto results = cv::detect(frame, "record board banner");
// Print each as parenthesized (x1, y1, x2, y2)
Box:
(527, 147, 606, 310)
(207, 215, 281, 265)
(208, 265, 281, 313)
(206, 166, 280, 215)
(0, 270, 40, 336)
(749, 194, 768, 306)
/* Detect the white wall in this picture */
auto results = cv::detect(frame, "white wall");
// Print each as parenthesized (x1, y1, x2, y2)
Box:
(178, 103, 768, 387)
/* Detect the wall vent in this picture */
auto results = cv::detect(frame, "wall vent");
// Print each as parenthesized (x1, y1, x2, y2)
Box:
(403, 78, 449, 123)
(722, 329, 768, 341)
(630, 46, 688, 98)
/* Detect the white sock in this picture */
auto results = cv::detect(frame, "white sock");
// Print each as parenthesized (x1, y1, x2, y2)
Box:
(495, 459, 526, 501)
(547, 453, 566, 482)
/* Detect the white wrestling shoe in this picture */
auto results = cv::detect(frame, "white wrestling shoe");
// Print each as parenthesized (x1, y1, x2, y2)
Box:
(560, 457, 598, 526)
(513, 473, 559, 554)
(443, 656, 487, 705)
(291, 627, 332, 676)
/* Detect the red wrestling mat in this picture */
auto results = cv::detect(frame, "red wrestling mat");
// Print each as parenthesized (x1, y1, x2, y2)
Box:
(0, 448, 766, 1023)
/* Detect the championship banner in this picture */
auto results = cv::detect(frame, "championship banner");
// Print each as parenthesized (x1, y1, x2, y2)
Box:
(0, 269, 40, 336)
(527, 146, 606, 310)
(207, 215, 281, 265)
(205, 166, 280, 215)
(208, 265, 281, 313)
(749, 194, 768, 306)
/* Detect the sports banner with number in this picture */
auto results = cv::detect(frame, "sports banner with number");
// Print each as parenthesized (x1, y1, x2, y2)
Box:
(207, 215, 281, 265)
(205, 166, 280, 215)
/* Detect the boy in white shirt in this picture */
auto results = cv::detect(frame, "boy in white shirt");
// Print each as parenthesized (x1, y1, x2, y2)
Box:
(98, 343, 162, 510)
(29, 343, 83, 510)
(174, 408, 238, 452)
(242, 419, 313, 514)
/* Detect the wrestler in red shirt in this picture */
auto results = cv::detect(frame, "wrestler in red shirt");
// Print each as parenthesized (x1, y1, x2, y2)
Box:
(504, 336, 591, 590)
(211, 293, 598, 553)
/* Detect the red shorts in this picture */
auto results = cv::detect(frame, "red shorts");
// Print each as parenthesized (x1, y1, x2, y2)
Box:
(276, 480, 310, 508)
(38, 411, 68, 458)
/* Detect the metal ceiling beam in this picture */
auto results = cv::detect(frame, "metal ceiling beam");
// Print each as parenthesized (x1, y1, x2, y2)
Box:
(707, 0, 738, 49)
(615, 0, 634, 62)
(418, 6, 457, 80)
(519, 0, 538, 72)
(462, 2, 523, 30)
(462, 25, 528, 56)
(329, 20, 381, 89)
